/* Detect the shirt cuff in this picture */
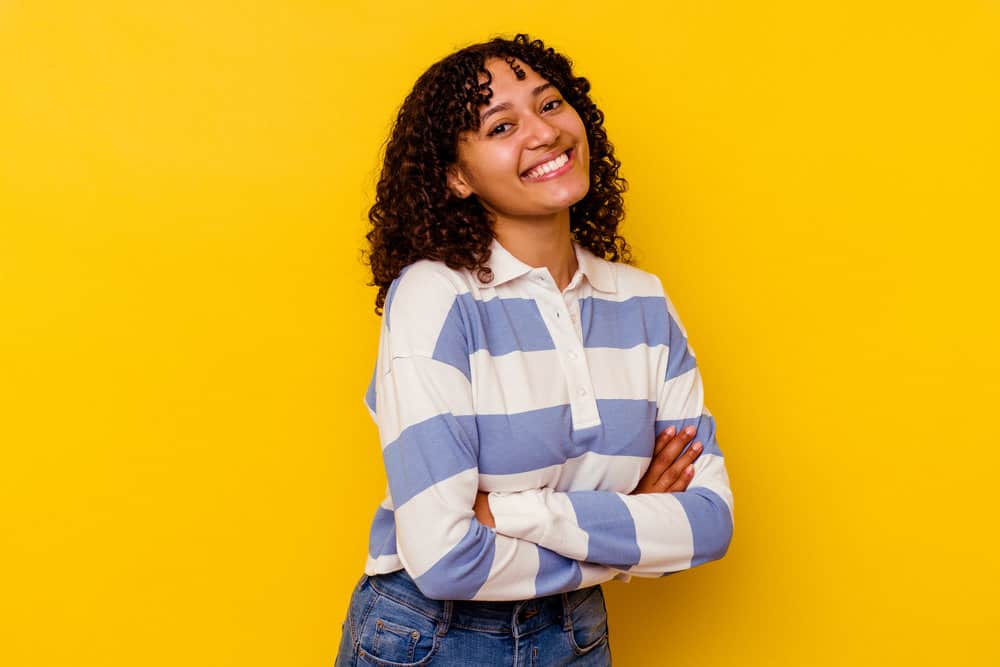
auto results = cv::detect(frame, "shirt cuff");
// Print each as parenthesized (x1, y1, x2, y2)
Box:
(488, 489, 550, 543)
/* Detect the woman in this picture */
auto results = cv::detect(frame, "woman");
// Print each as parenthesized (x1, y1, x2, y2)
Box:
(336, 34, 734, 666)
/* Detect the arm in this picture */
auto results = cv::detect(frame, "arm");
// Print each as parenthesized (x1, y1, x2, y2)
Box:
(373, 265, 628, 600)
(486, 287, 734, 577)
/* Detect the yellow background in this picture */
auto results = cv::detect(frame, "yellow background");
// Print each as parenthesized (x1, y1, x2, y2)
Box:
(2, 1, 998, 665)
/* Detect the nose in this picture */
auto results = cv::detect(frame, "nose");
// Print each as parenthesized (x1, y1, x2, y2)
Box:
(524, 111, 559, 148)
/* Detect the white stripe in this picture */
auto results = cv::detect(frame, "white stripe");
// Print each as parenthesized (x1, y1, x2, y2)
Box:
(471, 538, 540, 601)
(473, 347, 667, 417)
(478, 450, 647, 493)
(376, 356, 474, 447)
(587, 345, 665, 401)
(364, 554, 404, 575)
(391, 469, 479, 578)
(553, 451, 647, 492)
(384, 260, 470, 356)
(471, 349, 570, 414)
(656, 366, 706, 421)
(489, 488, 591, 558)
(596, 264, 663, 300)
(626, 492, 695, 571)
(691, 453, 735, 514)
(579, 562, 621, 587)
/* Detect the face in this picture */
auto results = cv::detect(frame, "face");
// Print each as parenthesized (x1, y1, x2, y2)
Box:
(447, 57, 590, 222)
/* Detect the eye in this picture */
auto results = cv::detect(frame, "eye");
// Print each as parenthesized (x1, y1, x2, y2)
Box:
(487, 122, 512, 137)
(541, 98, 563, 112)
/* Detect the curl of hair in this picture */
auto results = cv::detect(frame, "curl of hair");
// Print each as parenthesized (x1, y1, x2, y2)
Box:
(364, 33, 631, 314)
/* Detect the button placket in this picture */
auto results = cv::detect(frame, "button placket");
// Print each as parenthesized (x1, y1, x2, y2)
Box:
(535, 285, 599, 431)
(562, 293, 583, 343)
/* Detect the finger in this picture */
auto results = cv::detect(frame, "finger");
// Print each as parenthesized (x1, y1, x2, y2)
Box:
(652, 426, 696, 469)
(655, 440, 703, 490)
(643, 429, 695, 490)
(650, 428, 699, 491)
(634, 427, 697, 494)
(663, 464, 695, 492)
(652, 426, 676, 457)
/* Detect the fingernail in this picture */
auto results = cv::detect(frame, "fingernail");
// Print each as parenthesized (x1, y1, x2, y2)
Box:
(665, 426, 676, 437)
(686, 465, 694, 475)
(693, 442, 702, 451)
(684, 425, 696, 436)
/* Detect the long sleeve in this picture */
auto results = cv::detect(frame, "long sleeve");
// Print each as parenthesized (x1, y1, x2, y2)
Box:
(372, 262, 627, 600)
(487, 285, 734, 577)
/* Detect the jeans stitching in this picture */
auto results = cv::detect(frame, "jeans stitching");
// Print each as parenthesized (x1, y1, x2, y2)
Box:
(564, 587, 608, 655)
(351, 577, 379, 655)
(366, 576, 442, 625)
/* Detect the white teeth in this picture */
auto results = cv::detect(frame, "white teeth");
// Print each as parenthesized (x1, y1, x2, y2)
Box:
(525, 151, 569, 179)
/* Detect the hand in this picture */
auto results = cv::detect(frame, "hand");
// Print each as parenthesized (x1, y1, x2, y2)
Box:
(474, 490, 496, 528)
(629, 425, 703, 495)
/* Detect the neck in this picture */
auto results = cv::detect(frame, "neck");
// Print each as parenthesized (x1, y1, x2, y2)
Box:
(493, 210, 578, 291)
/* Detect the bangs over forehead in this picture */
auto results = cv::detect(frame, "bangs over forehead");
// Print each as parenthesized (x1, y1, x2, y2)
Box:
(450, 52, 529, 134)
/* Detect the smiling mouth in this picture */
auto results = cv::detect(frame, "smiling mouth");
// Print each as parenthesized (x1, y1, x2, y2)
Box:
(521, 148, 574, 181)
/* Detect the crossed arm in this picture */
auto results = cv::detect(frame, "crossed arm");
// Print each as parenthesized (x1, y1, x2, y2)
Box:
(373, 267, 733, 600)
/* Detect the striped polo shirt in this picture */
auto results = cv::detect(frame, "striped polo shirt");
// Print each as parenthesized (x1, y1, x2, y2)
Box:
(361, 237, 734, 601)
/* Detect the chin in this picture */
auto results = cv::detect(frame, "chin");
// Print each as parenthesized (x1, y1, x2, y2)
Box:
(550, 182, 591, 209)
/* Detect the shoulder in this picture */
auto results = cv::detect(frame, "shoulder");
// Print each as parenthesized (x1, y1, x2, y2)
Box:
(603, 260, 688, 331)
(606, 260, 669, 300)
(382, 260, 473, 357)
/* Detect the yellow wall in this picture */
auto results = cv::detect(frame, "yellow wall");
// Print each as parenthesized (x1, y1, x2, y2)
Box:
(2, 2, 997, 665)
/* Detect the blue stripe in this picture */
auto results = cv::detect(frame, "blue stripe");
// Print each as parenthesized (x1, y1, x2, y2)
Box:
(384, 400, 657, 505)
(364, 367, 377, 414)
(673, 487, 733, 566)
(579, 296, 696, 379)
(580, 296, 669, 349)
(413, 520, 496, 600)
(466, 294, 555, 355)
(477, 400, 657, 475)
(432, 298, 472, 380)
(664, 313, 697, 381)
(431, 294, 557, 381)
(535, 546, 583, 597)
(382, 414, 479, 507)
(655, 414, 723, 458)
(367, 506, 397, 557)
(428, 293, 696, 385)
(567, 490, 641, 569)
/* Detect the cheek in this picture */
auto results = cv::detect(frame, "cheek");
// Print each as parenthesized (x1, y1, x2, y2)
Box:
(469, 147, 522, 186)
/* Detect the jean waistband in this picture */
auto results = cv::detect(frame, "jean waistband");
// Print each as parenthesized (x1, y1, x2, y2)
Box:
(364, 568, 601, 635)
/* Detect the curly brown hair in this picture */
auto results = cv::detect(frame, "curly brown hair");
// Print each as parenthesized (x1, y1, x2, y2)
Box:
(364, 33, 632, 314)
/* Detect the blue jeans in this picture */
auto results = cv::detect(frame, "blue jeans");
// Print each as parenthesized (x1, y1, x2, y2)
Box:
(335, 569, 612, 666)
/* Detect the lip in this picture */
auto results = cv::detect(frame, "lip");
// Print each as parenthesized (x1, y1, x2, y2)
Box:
(520, 148, 575, 182)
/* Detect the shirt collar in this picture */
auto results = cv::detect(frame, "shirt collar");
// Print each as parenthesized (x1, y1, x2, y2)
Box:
(573, 241, 617, 293)
(483, 237, 617, 293)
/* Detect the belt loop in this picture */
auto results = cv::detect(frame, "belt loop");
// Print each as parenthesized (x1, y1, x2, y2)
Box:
(560, 592, 573, 631)
(437, 599, 453, 636)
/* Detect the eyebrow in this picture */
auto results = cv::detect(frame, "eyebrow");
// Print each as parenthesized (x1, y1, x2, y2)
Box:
(480, 82, 555, 125)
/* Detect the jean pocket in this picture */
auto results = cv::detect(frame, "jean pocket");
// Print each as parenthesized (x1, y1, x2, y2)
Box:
(564, 586, 609, 656)
(356, 589, 440, 666)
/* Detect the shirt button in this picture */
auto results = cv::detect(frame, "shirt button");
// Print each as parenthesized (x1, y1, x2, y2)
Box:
(577, 387, 587, 397)
(568, 350, 578, 360)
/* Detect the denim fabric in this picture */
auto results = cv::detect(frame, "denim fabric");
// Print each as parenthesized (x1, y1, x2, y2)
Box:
(335, 569, 612, 666)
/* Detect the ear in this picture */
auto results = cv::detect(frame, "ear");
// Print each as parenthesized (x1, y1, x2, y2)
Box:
(446, 164, 473, 199)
